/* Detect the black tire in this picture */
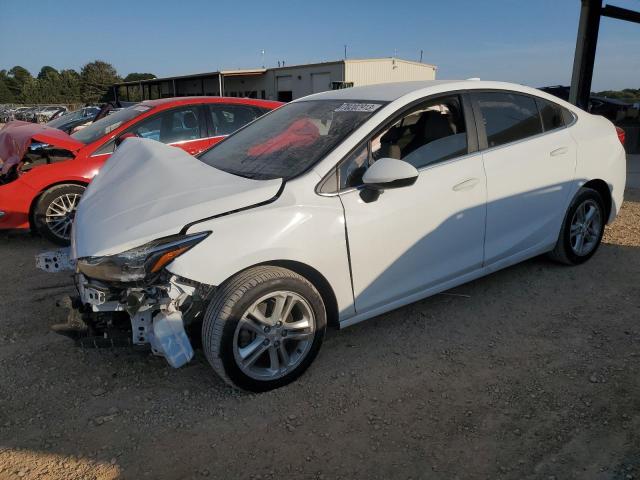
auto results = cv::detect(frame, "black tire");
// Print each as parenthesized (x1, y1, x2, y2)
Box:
(202, 266, 326, 392)
(33, 184, 86, 246)
(548, 187, 606, 265)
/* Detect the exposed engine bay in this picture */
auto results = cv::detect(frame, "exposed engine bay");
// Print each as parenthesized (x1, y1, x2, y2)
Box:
(36, 249, 214, 367)
(0, 143, 75, 185)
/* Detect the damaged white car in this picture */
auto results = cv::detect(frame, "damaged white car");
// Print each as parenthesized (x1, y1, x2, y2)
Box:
(41, 80, 626, 391)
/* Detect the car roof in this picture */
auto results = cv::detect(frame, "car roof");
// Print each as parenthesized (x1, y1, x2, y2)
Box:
(295, 80, 551, 103)
(139, 96, 282, 109)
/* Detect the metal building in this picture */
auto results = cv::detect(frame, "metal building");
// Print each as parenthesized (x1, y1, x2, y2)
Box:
(112, 57, 437, 103)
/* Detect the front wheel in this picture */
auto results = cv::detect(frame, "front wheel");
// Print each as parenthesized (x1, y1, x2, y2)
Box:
(548, 187, 606, 265)
(202, 266, 326, 392)
(33, 184, 86, 246)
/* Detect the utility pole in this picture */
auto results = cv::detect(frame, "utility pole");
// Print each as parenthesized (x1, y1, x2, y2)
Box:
(344, 45, 347, 59)
(419, 49, 423, 63)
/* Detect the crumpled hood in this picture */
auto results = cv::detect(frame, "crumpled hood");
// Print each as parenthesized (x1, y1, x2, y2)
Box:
(0, 121, 84, 174)
(74, 138, 282, 258)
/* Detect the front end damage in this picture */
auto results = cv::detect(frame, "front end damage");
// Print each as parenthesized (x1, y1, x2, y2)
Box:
(37, 249, 214, 368)
(0, 121, 83, 183)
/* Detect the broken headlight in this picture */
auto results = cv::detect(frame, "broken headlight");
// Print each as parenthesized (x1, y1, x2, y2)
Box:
(76, 231, 210, 283)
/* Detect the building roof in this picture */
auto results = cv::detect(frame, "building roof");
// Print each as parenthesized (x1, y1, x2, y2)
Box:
(267, 57, 437, 71)
(113, 58, 437, 87)
(114, 68, 266, 87)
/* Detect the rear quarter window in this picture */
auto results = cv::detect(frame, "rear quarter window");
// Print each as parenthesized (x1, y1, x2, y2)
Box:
(535, 97, 565, 132)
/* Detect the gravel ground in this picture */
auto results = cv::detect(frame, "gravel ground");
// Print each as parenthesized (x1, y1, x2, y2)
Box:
(0, 186, 639, 480)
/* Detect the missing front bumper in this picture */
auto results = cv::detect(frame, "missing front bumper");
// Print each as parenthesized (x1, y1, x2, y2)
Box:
(52, 273, 213, 368)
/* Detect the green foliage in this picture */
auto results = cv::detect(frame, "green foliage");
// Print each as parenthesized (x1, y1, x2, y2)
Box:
(0, 61, 155, 105)
(38, 66, 59, 80)
(0, 77, 15, 103)
(124, 73, 156, 82)
(80, 60, 121, 103)
(594, 88, 640, 103)
(5, 66, 32, 100)
(8, 66, 32, 84)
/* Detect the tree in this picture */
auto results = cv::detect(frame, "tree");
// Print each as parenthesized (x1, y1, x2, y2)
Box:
(38, 66, 59, 80)
(0, 73, 15, 103)
(59, 69, 82, 103)
(80, 60, 121, 103)
(123, 73, 156, 82)
(6, 66, 32, 101)
(21, 78, 46, 104)
(8, 66, 32, 83)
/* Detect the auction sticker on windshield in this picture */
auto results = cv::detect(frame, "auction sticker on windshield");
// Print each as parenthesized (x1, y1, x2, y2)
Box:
(334, 103, 382, 112)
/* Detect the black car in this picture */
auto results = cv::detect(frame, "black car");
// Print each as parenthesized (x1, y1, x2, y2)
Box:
(539, 85, 631, 122)
(45, 106, 100, 134)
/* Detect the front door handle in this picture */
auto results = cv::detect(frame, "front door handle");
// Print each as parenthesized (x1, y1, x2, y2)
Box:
(550, 147, 569, 156)
(452, 178, 480, 191)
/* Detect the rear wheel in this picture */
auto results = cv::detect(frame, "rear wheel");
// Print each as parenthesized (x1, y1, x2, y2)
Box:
(33, 184, 85, 246)
(548, 187, 605, 265)
(202, 266, 326, 392)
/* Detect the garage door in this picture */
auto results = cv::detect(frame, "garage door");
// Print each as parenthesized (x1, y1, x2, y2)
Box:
(276, 75, 292, 91)
(276, 76, 293, 102)
(311, 73, 331, 93)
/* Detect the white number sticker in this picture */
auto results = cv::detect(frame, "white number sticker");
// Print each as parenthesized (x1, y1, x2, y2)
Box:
(334, 103, 382, 113)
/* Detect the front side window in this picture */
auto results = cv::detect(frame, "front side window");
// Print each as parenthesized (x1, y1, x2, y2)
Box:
(337, 95, 468, 190)
(199, 100, 383, 180)
(475, 92, 542, 148)
(128, 106, 202, 143)
(208, 104, 261, 136)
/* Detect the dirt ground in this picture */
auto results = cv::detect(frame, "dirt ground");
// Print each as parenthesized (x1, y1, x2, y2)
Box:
(1, 185, 639, 480)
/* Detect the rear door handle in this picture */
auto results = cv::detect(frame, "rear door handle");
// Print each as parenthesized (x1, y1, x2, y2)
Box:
(550, 147, 569, 156)
(452, 178, 479, 191)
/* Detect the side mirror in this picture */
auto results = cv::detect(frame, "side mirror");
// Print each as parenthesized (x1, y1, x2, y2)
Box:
(115, 132, 137, 147)
(362, 158, 419, 190)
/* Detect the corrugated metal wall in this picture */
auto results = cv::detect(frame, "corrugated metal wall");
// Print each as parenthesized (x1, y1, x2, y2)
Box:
(345, 59, 436, 86)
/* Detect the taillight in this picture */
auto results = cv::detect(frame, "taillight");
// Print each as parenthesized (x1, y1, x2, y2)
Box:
(615, 126, 625, 146)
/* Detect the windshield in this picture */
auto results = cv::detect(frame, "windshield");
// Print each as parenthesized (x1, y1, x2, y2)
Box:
(71, 105, 152, 145)
(47, 111, 77, 128)
(198, 100, 383, 180)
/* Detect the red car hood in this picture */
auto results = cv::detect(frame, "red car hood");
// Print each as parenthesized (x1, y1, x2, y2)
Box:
(0, 121, 85, 174)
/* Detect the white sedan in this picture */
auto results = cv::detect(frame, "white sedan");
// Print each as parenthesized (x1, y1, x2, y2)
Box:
(60, 80, 625, 391)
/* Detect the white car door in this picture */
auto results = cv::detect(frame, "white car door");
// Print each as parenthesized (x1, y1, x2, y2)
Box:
(336, 94, 487, 315)
(472, 92, 577, 265)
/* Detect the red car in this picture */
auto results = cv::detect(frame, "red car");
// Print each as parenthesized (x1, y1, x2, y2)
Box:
(0, 97, 281, 244)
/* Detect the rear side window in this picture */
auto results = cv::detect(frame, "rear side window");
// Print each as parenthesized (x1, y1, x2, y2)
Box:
(536, 98, 565, 132)
(475, 92, 542, 148)
(208, 104, 261, 136)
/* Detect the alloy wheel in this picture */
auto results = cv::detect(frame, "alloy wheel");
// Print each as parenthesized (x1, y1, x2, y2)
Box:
(569, 199, 602, 256)
(45, 193, 81, 241)
(233, 290, 316, 381)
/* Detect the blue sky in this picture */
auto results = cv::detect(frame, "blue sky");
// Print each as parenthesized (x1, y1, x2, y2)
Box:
(1, 0, 638, 90)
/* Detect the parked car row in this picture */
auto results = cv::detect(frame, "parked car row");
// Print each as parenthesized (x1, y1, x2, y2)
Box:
(45, 105, 102, 134)
(0, 105, 68, 124)
(29, 81, 624, 392)
(0, 96, 281, 243)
